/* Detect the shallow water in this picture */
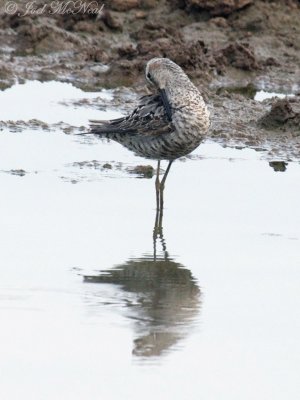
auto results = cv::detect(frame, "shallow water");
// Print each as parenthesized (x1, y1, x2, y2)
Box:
(0, 82, 300, 399)
(254, 90, 294, 101)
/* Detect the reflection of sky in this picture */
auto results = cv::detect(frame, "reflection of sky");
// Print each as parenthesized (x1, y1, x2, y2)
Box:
(0, 80, 121, 124)
(0, 82, 299, 400)
(254, 90, 294, 101)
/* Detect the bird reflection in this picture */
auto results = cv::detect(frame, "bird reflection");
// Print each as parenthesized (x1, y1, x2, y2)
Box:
(84, 197, 201, 358)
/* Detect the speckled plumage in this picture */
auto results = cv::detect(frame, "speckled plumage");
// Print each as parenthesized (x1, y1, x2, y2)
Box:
(89, 58, 210, 160)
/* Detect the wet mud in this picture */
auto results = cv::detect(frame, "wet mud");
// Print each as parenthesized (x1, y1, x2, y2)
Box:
(1, 0, 300, 159)
(70, 159, 155, 178)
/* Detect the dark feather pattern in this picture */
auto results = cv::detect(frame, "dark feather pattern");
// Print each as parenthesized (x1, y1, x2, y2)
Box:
(89, 94, 174, 137)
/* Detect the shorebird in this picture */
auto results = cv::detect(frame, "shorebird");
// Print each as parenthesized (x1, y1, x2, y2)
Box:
(88, 57, 210, 210)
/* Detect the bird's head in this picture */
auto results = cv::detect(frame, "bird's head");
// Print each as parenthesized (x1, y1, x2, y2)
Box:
(145, 58, 188, 121)
(145, 58, 186, 90)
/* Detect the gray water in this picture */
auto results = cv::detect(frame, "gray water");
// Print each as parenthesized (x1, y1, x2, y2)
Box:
(0, 82, 300, 399)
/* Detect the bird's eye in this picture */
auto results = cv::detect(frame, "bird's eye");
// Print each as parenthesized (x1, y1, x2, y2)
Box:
(147, 72, 152, 80)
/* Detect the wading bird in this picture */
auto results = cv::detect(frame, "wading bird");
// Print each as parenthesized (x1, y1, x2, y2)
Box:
(87, 57, 210, 212)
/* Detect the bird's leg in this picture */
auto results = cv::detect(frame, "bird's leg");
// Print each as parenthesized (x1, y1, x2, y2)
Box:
(153, 161, 173, 261)
(153, 160, 173, 260)
(159, 160, 173, 212)
(160, 160, 173, 192)
(153, 207, 159, 261)
(153, 160, 161, 261)
(155, 160, 161, 211)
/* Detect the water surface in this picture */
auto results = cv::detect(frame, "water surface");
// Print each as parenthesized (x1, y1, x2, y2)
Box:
(0, 82, 300, 400)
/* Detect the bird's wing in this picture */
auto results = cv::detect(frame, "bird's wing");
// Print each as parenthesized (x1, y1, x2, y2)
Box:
(89, 94, 174, 137)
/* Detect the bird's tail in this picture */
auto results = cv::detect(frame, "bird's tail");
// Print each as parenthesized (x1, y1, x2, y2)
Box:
(88, 117, 128, 136)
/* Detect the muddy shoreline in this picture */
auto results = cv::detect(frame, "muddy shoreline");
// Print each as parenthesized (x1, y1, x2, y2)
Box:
(1, 0, 300, 160)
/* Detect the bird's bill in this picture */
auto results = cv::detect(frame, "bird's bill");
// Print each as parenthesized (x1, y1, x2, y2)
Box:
(159, 88, 172, 122)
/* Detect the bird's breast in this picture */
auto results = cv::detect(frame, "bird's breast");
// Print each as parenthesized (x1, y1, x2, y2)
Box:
(172, 103, 210, 138)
